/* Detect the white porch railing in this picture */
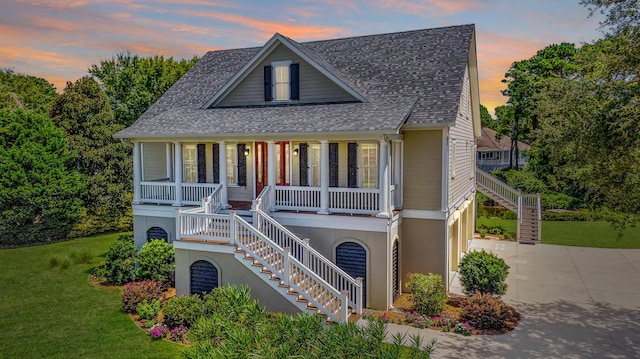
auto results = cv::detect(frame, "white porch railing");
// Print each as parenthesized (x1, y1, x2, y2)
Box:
(274, 186, 321, 211)
(329, 187, 379, 214)
(140, 181, 175, 204)
(272, 185, 380, 214)
(183, 183, 221, 205)
(139, 182, 220, 206)
(178, 211, 230, 241)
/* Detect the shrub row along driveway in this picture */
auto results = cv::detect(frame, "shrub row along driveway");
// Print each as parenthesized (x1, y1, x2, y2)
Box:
(390, 240, 640, 358)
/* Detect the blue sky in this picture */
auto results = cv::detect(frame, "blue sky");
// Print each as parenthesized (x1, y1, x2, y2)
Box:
(0, 0, 604, 111)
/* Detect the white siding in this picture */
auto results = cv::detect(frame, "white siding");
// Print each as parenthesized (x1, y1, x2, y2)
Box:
(447, 65, 476, 210)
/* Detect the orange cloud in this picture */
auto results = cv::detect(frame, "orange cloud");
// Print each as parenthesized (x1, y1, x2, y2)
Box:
(373, 0, 482, 15)
(180, 9, 350, 40)
(475, 30, 548, 112)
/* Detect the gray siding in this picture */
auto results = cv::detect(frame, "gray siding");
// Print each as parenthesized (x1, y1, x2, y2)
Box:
(142, 143, 167, 181)
(218, 44, 355, 107)
(447, 65, 476, 209)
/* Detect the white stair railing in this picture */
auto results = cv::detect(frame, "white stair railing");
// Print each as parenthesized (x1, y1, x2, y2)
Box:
(231, 213, 350, 322)
(253, 186, 363, 314)
(475, 168, 520, 207)
(202, 185, 224, 214)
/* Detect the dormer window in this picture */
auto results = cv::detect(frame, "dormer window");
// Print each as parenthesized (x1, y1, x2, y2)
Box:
(264, 61, 299, 102)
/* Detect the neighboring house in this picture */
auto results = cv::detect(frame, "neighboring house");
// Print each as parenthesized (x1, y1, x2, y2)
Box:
(477, 127, 529, 171)
(115, 24, 481, 322)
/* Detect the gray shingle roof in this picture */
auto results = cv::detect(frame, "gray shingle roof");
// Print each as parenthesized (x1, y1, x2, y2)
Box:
(115, 24, 474, 139)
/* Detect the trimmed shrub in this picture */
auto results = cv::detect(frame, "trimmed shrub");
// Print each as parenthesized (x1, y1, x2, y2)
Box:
(137, 239, 175, 283)
(460, 292, 517, 331)
(137, 299, 161, 320)
(162, 295, 204, 329)
(541, 193, 581, 210)
(104, 234, 137, 285)
(121, 280, 167, 313)
(458, 249, 509, 296)
(406, 273, 447, 316)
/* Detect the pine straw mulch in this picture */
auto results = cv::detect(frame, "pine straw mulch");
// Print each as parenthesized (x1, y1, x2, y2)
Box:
(363, 293, 519, 335)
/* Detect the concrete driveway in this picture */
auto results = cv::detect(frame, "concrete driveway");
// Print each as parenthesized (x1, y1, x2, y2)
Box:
(386, 239, 640, 358)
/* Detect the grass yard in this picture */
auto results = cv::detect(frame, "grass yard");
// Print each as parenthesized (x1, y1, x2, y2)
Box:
(0, 233, 183, 359)
(476, 218, 640, 248)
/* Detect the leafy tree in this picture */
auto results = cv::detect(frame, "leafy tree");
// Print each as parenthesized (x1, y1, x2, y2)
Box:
(0, 69, 57, 114)
(501, 43, 581, 168)
(89, 53, 198, 126)
(0, 109, 84, 247)
(479, 104, 495, 129)
(50, 77, 132, 236)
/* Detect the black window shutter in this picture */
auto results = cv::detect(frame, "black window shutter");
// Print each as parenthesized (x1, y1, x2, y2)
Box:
(329, 143, 338, 187)
(264, 66, 273, 101)
(290, 63, 299, 100)
(197, 144, 206, 183)
(237, 144, 247, 186)
(212, 143, 220, 184)
(299, 143, 308, 186)
(348, 143, 358, 188)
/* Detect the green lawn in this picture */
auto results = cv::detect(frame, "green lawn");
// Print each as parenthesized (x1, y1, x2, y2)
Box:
(0, 233, 183, 359)
(476, 218, 640, 248)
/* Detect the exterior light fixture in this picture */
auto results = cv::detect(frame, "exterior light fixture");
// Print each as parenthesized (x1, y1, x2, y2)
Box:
(244, 148, 250, 156)
(293, 148, 299, 156)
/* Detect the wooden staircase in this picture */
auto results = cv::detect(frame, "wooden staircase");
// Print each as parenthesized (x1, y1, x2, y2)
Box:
(476, 168, 542, 243)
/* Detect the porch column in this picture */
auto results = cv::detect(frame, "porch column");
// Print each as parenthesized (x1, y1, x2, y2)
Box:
(173, 142, 183, 206)
(377, 138, 389, 218)
(392, 139, 402, 210)
(267, 141, 276, 211)
(218, 141, 229, 208)
(132, 141, 142, 204)
(318, 140, 329, 214)
(165, 143, 173, 181)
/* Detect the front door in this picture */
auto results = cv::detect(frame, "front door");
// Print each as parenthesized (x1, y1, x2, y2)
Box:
(255, 142, 268, 195)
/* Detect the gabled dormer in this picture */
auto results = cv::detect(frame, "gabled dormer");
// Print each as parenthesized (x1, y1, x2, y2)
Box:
(204, 33, 367, 108)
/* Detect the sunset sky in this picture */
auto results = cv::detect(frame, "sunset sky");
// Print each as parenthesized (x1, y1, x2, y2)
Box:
(0, 0, 604, 112)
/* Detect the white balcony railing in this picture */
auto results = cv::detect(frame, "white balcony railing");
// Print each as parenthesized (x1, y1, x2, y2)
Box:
(140, 181, 175, 204)
(139, 182, 220, 206)
(272, 185, 379, 214)
(329, 187, 379, 214)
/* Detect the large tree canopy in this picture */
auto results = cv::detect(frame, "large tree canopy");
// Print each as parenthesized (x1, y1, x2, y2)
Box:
(0, 69, 57, 114)
(0, 109, 84, 247)
(89, 53, 198, 126)
(50, 77, 132, 236)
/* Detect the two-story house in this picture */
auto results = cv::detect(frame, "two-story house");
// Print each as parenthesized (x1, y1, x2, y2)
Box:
(115, 24, 481, 322)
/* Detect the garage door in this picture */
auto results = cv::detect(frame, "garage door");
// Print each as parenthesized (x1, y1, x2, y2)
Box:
(336, 242, 367, 307)
(190, 260, 218, 295)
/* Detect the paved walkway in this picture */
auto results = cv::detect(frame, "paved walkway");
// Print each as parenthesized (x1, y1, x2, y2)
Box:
(383, 239, 640, 358)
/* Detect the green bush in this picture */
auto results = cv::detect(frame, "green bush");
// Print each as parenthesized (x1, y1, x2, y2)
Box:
(137, 299, 161, 320)
(137, 239, 175, 283)
(460, 292, 517, 331)
(162, 295, 204, 328)
(104, 234, 137, 285)
(491, 169, 547, 194)
(121, 280, 167, 313)
(541, 193, 581, 210)
(458, 250, 509, 296)
(502, 210, 518, 220)
(542, 210, 601, 221)
(406, 273, 447, 316)
(70, 250, 93, 264)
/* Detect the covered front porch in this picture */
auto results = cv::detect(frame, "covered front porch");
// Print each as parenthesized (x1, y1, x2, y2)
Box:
(131, 137, 403, 216)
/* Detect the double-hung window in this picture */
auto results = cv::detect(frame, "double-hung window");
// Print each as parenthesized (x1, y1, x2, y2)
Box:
(359, 143, 378, 188)
(226, 144, 237, 185)
(183, 144, 197, 183)
(310, 144, 321, 187)
(264, 61, 299, 102)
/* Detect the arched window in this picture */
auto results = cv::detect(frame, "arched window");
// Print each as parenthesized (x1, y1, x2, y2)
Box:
(146, 226, 168, 242)
(336, 242, 367, 306)
(190, 260, 219, 295)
